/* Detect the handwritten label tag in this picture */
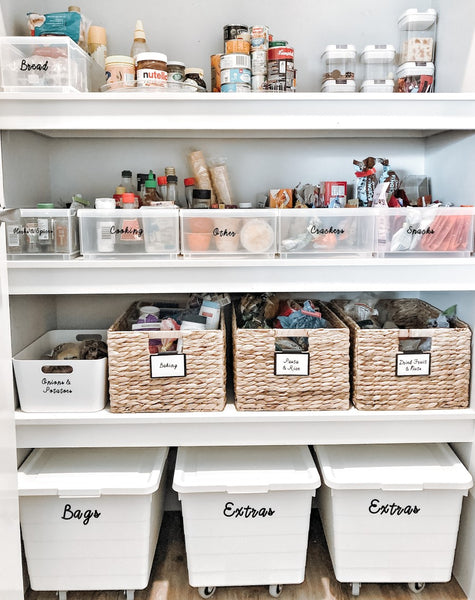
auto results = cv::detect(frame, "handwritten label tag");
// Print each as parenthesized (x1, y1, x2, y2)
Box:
(396, 353, 431, 377)
(150, 353, 186, 378)
(274, 352, 309, 376)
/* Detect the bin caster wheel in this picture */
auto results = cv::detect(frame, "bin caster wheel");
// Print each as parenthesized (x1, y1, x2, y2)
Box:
(58, 593, 67, 600)
(124, 591, 135, 600)
(408, 582, 426, 593)
(198, 587, 216, 598)
(269, 584, 283, 597)
(351, 582, 361, 596)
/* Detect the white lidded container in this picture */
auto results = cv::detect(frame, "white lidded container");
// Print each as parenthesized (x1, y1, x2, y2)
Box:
(398, 8, 437, 65)
(360, 45, 396, 93)
(396, 61, 435, 93)
(314, 443, 472, 595)
(173, 445, 320, 594)
(18, 447, 169, 598)
(321, 44, 356, 91)
(13, 330, 108, 412)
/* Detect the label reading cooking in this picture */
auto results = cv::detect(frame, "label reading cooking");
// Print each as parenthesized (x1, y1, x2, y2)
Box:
(42, 377, 72, 395)
(223, 501, 276, 518)
(61, 503, 101, 525)
(396, 352, 431, 376)
(275, 352, 309, 376)
(368, 498, 421, 516)
(150, 353, 186, 378)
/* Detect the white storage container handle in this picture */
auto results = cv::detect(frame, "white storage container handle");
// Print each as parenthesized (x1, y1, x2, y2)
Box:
(381, 483, 424, 491)
(41, 364, 74, 373)
(58, 489, 101, 498)
(226, 485, 270, 494)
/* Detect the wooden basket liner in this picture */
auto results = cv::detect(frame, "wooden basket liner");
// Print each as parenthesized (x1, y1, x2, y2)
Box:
(108, 301, 226, 412)
(331, 298, 472, 411)
(233, 301, 350, 411)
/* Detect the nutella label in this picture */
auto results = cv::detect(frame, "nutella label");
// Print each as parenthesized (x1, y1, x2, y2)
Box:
(137, 68, 167, 86)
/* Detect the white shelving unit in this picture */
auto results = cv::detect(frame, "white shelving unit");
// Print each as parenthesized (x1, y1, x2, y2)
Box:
(1, 1, 475, 599)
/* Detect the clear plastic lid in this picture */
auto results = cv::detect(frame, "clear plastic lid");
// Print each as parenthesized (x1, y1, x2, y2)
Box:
(322, 44, 357, 60)
(361, 45, 396, 63)
(398, 8, 437, 31)
(397, 61, 435, 77)
(95, 197, 116, 209)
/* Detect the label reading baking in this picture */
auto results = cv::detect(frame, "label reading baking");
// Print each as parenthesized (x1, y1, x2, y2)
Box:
(396, 353, 431, 377)
(42, 377, 72, 395)
(368, 498, 421, 516)
(274, 352, 309, 376)
(223, 501, 276, 518)
(150, 353, 186, 378)
(61, 503, 101, 525)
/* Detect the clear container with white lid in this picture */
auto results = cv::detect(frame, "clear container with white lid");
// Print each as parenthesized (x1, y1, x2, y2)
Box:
(321, 44, 356, 88)
(398, 8, 437, 65)
(360, 45, 396, 93)
(396, 61, 434, 93)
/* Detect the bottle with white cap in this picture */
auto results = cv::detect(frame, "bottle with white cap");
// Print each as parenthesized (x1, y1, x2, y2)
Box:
(130, 20, 149, 62)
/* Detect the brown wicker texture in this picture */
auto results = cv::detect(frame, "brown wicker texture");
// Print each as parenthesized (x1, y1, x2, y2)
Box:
(331, 298, 472, 411)
(233, 302, 350, 411)
(108, 302, 226, 412)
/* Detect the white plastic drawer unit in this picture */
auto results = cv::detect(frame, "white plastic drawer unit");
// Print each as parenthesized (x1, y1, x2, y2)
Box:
(0, 36, 104, 92)
(279, 208, 376, 257)
(314, 443, 473, 596)
(173, 445, 320, 596)
(376, 206, 475, 256)
(18, 447, 169, 599)
(78, 207, 180, 258)
(180, 209, 278, 257)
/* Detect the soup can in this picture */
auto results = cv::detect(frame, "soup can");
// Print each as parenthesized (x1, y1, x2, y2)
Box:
(221, 67, 251, 85)
(221, 82, 251, 93)
(223, 24, 249, 45)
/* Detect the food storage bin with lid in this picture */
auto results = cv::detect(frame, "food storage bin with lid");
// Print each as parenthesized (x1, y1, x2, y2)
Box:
(398, 8, 437, 65)
(321, 44, 356, 91)
(360, 45, 396, 93)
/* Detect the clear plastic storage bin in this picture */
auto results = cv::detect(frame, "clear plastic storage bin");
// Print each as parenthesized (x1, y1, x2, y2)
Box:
(78, 207, 179, 259)
(18, 447, 169, 599)
(173, 445, 320, 596)
(180, 209, 278, 257)
(12, 330, 108, 412)
(360, 45, 396, 93)
(398, 8, 437, 65)
(279, 208, 375, 257)
(321, 44, 356, 92)
(314, 443, 472, 596)
(396, 61, 434, 93)
(376, 206, 474, 256)
(0, 36, 104, 92)
(6, 207, 79, 260)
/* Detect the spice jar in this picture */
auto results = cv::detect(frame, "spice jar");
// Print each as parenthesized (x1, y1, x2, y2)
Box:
(192, 189, 211, 209)
(167, 61, 185, 83)
(105, 55, 135, 88)
(184, 68, 207, 91)
(136, 52, 168, 87)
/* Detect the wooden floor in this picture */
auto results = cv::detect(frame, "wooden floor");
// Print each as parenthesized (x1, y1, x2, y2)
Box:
(26, 510, 467, 600)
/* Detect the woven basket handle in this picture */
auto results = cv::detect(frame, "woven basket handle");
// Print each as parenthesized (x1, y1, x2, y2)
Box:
(273, 328, 310, 337)
(397, 328, 436, 338)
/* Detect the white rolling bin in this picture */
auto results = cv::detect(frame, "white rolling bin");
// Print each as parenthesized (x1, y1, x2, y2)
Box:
(18, 447, 169, 600)
(173, 445, 320, 598)
(313, 443, 473, 596)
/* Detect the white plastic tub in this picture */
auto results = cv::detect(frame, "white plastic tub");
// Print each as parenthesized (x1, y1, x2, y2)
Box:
(18, 447, 169, 599)
(12, 330, 108, 412)
(314, 443, 472, 596)
(173, 445, 320, 596)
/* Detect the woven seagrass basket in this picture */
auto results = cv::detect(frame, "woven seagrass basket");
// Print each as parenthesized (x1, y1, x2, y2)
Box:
(108, 301, 226, 412)
(331, 298, 472, 411)
(233, 301, 350, 411)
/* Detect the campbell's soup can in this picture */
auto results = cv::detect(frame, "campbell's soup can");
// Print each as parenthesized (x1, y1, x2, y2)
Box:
(221, 67, 251, 85)
(267, 45, 295, 91)
(211, 53, 223, 92)
(221, 82, 251, 93)
(250, 25, 270, 52)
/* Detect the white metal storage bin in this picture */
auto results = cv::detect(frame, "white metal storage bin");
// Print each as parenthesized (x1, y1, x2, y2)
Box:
(0, 36, 104, 92)
(6, 207, 79, 260)
(279, 208, 375, 257)
(180, 209, 278, 257)
(173, 445, 320, 595)
(78, 207, 179, 259)
(376, 206, 475, 256)
(12, 330, 108, 412)
(18, 447, 169, 599)
(314, 443, 472, 596)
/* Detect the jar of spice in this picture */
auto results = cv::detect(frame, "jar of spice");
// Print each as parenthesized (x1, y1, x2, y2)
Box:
(136, 52, 168, 87)
(184, 67, 207, 91)
(105, 55, 135, 88)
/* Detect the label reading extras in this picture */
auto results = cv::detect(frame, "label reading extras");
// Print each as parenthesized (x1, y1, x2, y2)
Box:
(274, 352, 309, 376)
(223, 501, 276, 518)
(150, 353, 186, 378)
(368, 498, 421, 516)
(396, 352, 431, 377)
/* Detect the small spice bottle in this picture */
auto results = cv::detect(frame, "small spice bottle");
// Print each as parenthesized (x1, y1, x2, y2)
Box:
(184, 177, 195, 207)
(192, 189, 211, 209)
(136, 52, 168, 87)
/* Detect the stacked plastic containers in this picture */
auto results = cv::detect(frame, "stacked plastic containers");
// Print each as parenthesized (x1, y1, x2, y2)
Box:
(396, 8, 437, 93)
(360, 45, 396, 93)
(321, 45, 356, 93)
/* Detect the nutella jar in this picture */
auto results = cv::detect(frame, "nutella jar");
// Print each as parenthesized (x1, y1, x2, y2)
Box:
(136, 52, 168, 87)
(184, 67, 207, 91)
(105, 55, 135, 88)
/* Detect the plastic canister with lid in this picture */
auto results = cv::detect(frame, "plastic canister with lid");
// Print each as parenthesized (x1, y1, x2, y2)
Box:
(105, 55, 135, 88)
(360, 45, 396, 93)
(136, 52, 168, 87)
(321, 44, 356, 86)
(398, 8, 437, 65)
(396, 61, 434, 93)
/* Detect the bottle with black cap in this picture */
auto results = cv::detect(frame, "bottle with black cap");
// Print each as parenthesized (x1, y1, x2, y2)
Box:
(192, 188, 211, 209)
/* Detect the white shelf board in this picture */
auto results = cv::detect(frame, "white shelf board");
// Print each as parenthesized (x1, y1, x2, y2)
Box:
(8, 256, 475, 294)
(1, 93, 475, 137)
(15, 404, 475, 448)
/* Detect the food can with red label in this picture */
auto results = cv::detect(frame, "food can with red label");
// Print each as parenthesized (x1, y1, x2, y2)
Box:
(267, 45, 295, 91)
(250, 25, 270, 52)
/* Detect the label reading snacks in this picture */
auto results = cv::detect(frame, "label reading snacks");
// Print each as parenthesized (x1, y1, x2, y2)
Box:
(395, 352, 431, 377)
(274, 352, 309, 376)
(150, 354, 187, 378)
